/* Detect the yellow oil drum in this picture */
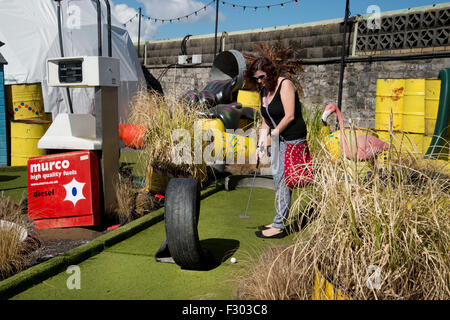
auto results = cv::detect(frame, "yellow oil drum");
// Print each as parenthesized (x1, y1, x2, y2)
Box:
(10, 119, 51, 166)
(378, 131, 423, 157)
(312, 268, 350, 300)
(425, 79, 441, 136)
(375, 79, 405, 131)
(146, 166, 171, 194)
(206, 129, 256, 162)
(402, 79, 425, 133)
(5, 83, 46, 120)
(423, 136, 433, 155)
(237, 90, 260, 110)
(201, 118, 225, 133)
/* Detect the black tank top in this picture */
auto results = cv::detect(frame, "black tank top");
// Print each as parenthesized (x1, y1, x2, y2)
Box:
(260, 78, 307, 141)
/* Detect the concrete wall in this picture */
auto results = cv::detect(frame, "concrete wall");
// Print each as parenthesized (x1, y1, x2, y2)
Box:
(142, 3, 450, 128)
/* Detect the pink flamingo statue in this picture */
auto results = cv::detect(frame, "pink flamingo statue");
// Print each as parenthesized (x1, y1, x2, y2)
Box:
(322, 103, 389, 161)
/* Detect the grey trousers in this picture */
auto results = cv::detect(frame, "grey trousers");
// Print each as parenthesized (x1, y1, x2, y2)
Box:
(269, 138, 304, 229)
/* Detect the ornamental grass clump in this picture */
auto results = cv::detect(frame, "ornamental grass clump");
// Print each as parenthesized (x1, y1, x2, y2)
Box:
(234, 132, 449, 300)
(113, 174, 159, 224)
(127, 90, 207, 182)
(0, 196, 35, 280)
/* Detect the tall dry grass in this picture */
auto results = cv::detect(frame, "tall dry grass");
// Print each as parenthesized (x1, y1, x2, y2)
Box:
(113, 174, 159, 224)
(0, 196, 36, 280)
(234, 126, 450, 300)
(127, 90, 207, 182)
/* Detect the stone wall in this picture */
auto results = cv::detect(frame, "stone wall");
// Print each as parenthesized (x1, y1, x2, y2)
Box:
(147, 57, 450, 128)
(143, 3, 450, 129)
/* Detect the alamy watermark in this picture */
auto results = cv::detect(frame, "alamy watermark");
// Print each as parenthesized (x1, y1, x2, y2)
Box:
(367, 5, 381, 30)
(66, 265, 81, 290)
(366, 265, 382, 290)
(169, 120, 280, 171)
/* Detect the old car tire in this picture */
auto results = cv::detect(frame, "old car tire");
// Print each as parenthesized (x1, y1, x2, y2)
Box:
(164, 178, 213, 269)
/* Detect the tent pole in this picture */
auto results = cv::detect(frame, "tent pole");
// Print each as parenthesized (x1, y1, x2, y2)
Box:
(54, 0, 74, 114)
(103, 0, 112, 57)
(95, 0, 102, 56)
(138, 7, 142, 58)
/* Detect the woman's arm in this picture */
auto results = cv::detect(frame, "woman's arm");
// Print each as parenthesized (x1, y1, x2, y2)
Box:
(259, 118, 271, 147)
(271, 79, 296, 136)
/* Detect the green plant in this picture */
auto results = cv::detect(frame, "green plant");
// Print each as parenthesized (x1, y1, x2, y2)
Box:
(234, 136, 450, 299)
(0, 196, 34, 280)
(127, 90, 207, 182)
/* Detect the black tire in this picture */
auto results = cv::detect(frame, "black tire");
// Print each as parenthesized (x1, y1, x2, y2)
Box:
(164, 178, 212, 269)
(224, 175, 275, 191)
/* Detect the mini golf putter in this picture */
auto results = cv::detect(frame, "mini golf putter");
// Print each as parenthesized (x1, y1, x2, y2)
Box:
(239, 144, 263, 219)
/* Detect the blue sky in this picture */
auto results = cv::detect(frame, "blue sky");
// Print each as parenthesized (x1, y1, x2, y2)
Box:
(110, 0, 450, 41)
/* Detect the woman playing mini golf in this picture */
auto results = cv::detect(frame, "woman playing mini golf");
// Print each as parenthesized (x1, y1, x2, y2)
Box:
(245, 57, 309, 239)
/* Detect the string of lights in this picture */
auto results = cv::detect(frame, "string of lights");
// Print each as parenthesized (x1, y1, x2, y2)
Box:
(123, 0, 215, 26)
(123, 0, 300, 26)
(222, 0, 299, 11)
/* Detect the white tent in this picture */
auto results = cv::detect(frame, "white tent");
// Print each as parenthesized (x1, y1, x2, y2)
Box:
(0, 0, 145, 122)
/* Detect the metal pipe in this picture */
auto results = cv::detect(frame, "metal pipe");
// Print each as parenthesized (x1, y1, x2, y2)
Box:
(214, 0, 219, 58)
(352, 20, 359, 56)
(94, 0, 102, 56)
(103, 0, 112, 57)
(337, 0, 350, 112)
(138, 7, 142, 58)
(54, 0, 74, 113)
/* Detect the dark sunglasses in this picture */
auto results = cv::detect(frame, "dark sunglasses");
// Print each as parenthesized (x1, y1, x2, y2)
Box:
(252, 74, 266, 81)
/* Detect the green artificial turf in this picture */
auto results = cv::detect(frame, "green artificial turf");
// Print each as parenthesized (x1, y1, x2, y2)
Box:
(0, 165, 28, 203)
(10, 187, 299, 300)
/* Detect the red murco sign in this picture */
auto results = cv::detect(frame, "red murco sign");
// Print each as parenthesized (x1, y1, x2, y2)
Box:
(27, 150, 100, 229)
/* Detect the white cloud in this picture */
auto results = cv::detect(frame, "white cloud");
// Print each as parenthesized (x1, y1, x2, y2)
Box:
(112, 3, 157, 42)
(137, 0, 218, 23)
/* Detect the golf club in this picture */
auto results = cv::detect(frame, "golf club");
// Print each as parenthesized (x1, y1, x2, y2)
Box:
(240, 144, 263, 218)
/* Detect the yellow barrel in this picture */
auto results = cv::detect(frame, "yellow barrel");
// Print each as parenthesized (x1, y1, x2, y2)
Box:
(312, 268, 349, 300)
(425, 79, 441, 136)
(201, 118, 225, 133)
(402, 79, 425, 133)
(5, 83, 46, 120)
(423, 136, 433, 155)
(237, 90, 260, 110)
(146, 166, 171, 194)
(10, 119, 51, 166)
(378, 131, 423, 157)
(206, 129, 256, 162)
(375, 79, 405, 131)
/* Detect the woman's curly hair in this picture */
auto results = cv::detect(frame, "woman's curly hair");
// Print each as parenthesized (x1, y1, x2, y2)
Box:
(244, 57, 279, 93)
